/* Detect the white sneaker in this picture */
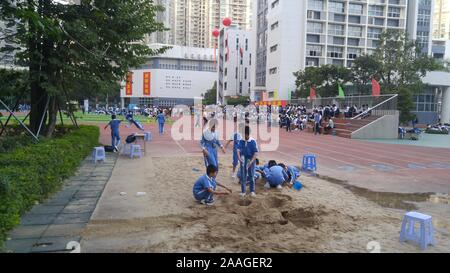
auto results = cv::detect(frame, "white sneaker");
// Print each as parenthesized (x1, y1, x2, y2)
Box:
(276, 185, 283, 190)
(264, 182, 270, 189)
(239, 193, 246, 198)
(250, 192, 256, 197)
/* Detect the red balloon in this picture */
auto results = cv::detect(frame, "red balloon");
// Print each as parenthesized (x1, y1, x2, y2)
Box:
(212, 28, 220, 38)
(223, 17, 232, 27)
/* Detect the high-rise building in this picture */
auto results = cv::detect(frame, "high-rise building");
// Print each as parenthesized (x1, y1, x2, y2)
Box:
(407, 0, 434, 55)
(0, 20, 18, 68)
(145, 0, 174, 45)
(150, 0, 252, 48)
(251, 0, 409, 102)
(217, 25, 252, 104)
(209, 0, 253, 47)
(433, 0, 450, 39)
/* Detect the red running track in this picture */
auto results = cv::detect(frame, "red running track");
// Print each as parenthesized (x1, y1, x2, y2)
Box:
(97, 121, 450, 194)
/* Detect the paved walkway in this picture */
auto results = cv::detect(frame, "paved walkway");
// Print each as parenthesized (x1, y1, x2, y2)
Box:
(4, 153, 117, 253)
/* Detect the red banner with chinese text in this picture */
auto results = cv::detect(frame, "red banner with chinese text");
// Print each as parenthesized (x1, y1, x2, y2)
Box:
(143, 72, 151, 96)
(126, 72, 133, 96)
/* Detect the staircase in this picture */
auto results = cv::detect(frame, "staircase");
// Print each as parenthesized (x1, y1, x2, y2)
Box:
(332, 116, 382, 139)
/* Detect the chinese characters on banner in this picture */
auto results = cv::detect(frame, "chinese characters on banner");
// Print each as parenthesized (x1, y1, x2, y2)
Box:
(126, 72, 133, 96)
(143, 72, 151, 96)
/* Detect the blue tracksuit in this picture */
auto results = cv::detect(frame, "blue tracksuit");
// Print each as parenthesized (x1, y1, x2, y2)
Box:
(238, 138, 258, 194)
(193, 174, 216, 203)
(237, 164, 261, 182)
(157, 113, 165, 134)
(287, 166, 300, 184)
(231, 133, 242, 168)
(265, 165, 289, 187)
(200, 132, 223, 171)
(108, 119, 121, 147)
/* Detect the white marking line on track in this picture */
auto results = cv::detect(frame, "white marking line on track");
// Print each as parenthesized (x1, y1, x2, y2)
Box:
(278, 134, 410, 170)
(272, 149, 373, 171)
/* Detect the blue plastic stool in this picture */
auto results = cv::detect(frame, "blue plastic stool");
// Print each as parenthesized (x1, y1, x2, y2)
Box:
(302, 154, 317, 172)
(92, 147, 106, 163)
(130, 144, 143, 159)
(400, 211, 435, 250)
(144, 131, 152, 142)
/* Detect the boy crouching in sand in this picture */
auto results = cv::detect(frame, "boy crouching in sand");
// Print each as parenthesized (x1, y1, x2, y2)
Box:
(193, 165, 232, 206)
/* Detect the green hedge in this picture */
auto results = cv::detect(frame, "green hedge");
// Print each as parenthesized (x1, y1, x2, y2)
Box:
(0, 125, 99, 246)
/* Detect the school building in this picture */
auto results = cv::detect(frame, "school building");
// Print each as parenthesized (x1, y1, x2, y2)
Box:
(120, 44, 217, 108)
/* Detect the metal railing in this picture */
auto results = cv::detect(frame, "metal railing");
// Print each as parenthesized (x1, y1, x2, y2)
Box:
(351, 94, 399, 120)
(288, 94, 398, 112)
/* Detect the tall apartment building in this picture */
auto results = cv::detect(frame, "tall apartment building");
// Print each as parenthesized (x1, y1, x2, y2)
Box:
(145, 0, 174, 45)
(0, 20, 18, 68)
(209, 0, 253, 47)
(149, 0, 252, 48)
(217, 25, 252, 104)
(407, 0, 434, 55)
(433, 0, 450, 39)
(251, 0, 409, 102)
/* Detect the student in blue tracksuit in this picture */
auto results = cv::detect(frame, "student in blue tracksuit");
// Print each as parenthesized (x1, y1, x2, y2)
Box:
(193, 165, 232, 206)
(157, 111, 166, 134)
(201, 119, 226, 171)
(225, 124, 244, 178)
(263, 164, 289, 190)
(104, 114, 122, 152)
(237, 158, 261, 183)
(279, 163, 301, 185)
(237, 126, 259, 197)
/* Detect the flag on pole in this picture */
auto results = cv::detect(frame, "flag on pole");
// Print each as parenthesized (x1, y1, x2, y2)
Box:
(310, 87, 316, 99)
(338, 84, 345, 98)
(372, 78, 381, 97)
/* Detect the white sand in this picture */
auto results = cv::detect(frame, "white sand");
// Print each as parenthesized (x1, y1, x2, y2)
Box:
(81, 155, 450, 253)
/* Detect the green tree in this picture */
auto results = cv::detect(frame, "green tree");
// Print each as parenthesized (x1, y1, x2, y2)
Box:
(365, 30, 442, 123)
(351, 54, 381, 95)
(203, 82, 217, 105)
(1, 0, 169, 136)
(294, 65, 351, 98)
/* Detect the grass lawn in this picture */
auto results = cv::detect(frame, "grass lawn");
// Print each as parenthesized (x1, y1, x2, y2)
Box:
(0, 111, 175, 125)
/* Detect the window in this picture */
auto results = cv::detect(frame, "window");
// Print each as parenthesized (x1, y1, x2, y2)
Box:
(368, 17, 385, 26)
(348, 3, 363, 14)
(307, 10, 321, 20)
(332, 36, 345, 45)
(245, 39, 248, 50)
(224, 82, 227, 90)
(347, 47, 361, 59)
(328, 24, 345, 36)
(348, 15, 361, 24)
(271, 0, 279, 9)
(269, 67, 278, 74)
(224, 68, 227, 76)
(307, 34, 320, 43)
(347, 38, 360, 46)
(367, 27, 382, 39)
(327, 46, 343, 58)
(271, 21, 279, 30)
(348, 26, 362, 37)
(368, 5, 384, 17)
(308, 0, 323, 10)
(307, 45, 323, 56)
(270, 44, 278, 52)
(245, 68, 247, 79)
(307, 22, 323, 34)
(236, 67, 238, 79)
(329, 1, 345, 13)
(388, 7, 401, 18)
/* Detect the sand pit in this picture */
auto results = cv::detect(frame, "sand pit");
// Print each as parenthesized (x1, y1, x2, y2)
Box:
(81, 155, 450, 253)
